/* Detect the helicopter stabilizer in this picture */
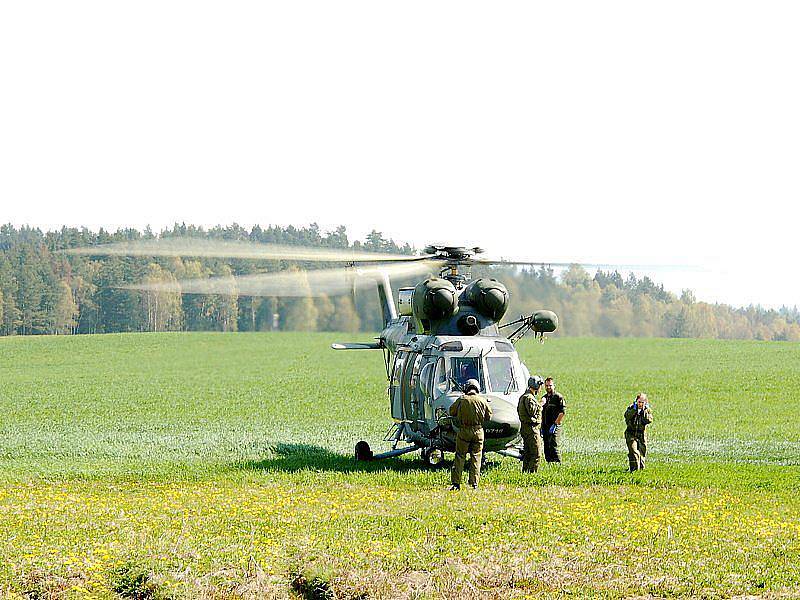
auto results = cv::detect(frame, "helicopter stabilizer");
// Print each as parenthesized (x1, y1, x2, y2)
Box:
(331, 342, 382, 350)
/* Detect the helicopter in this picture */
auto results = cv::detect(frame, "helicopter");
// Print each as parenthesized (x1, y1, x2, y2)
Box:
(69, 239, 608, 466)
(333, 245, 561, 466)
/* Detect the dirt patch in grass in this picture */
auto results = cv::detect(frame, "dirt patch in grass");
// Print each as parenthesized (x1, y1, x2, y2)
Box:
(16, 568, 87, 599)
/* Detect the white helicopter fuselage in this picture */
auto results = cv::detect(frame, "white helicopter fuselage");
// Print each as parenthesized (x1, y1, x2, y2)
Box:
(336, 265, 557, 462)
(382, 320, 531, 454)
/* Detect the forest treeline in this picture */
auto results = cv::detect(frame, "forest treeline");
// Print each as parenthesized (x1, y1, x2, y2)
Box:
(1, 223, 798, 340)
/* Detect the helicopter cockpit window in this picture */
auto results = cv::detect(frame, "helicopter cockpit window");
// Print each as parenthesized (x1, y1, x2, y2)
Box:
(439, 341, 463, 352)
(494, 341, 514, 353)
(450, 357, 484, 392)
(486, 356, 518, 394)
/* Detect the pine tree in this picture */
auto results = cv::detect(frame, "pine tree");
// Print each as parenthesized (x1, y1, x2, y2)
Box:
(0, 255, 20, 335)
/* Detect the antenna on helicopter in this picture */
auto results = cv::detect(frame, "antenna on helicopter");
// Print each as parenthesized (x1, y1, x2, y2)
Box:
(500, 311, 560, 344)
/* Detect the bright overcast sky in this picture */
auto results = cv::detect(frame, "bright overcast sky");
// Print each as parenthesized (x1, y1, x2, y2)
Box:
(1, 2, 798, 308)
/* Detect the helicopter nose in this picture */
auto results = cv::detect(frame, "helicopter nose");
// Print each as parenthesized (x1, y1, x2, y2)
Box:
(482, 398, 521, 440)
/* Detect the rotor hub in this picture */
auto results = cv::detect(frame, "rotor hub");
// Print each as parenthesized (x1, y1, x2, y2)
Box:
(423, 245, 484, 261)
(424, 246, 484, 287)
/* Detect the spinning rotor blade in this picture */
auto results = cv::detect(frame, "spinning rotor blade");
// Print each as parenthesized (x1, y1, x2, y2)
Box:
(121, 260, 438, 297)
(67, 238, 431, 264)
(473, 258, 696, 271)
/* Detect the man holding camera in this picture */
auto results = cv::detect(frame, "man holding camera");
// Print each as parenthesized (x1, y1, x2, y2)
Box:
(624, 392, 653, 471)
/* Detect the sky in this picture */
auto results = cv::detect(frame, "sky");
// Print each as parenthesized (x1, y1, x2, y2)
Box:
(1, 2, 798, 308)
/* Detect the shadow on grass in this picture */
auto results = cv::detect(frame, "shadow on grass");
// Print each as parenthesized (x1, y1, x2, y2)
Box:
(232, 443, 504, 475)
(234, 443, 422, 474)
(228, 445, 800, 491)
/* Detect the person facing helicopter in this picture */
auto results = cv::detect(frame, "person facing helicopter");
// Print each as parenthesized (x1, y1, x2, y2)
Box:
(449, 378, 492, 490)
(517, 375, 545, 473)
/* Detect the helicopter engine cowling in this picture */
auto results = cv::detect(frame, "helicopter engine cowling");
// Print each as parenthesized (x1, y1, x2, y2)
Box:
(532, 310, 559, 333)
(463, 278, 509, 321)
(412, 278, 458, 327)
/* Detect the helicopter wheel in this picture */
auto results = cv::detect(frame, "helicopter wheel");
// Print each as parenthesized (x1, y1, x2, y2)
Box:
(354, 441, 373, 462)
(421, 447, 444, 467)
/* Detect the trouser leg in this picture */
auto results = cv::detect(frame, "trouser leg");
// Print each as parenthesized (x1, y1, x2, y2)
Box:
(521, 428, 538, 473)
(521, 431, 530, 472)
(467, 431, 484, 487)
(452, 435, 468, 486)
(626, 433, 640, 471)
(638, 435, 647, 469)
(532, 432, 542, 471)
(544, 430, 561, 463)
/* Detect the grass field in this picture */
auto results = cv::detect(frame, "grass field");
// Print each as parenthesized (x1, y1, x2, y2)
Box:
(0, 333, 798, 599)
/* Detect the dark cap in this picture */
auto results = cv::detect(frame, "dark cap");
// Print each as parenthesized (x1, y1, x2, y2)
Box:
(528, 375, 544, 390)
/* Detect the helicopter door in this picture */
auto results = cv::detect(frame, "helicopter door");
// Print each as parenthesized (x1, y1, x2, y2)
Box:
(418, 357, 436, 422)
(390, 351, 408, 420)
(415, 356, 436, 432)
(401, 353, 421, 429)
(432, 356, 448, 399)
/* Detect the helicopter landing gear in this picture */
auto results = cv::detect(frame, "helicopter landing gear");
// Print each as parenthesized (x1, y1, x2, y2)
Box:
(355, 441, 373, 461)
(421, 447, 444, 467)
(355, 441, 419, 462)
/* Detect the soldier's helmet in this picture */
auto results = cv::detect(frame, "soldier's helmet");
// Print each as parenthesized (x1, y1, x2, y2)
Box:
(528, 375, 544, 390)
(464, 378, 480, 393)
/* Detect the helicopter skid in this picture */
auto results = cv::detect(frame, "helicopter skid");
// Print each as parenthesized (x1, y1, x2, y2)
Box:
(371, 444, 419, 461)
(354, 440, 420, 462)
(495, 447, 523, 460)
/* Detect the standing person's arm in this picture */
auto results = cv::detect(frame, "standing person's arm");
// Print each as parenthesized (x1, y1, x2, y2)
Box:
(484, 399, 493, 421)
(624, 406, 636, 428)
(531, 400, 542, 426)
(555, 394, 565, 425)
(517, 396, 531, 425)
(449, 397, 461, 417)
(642, 407, 653, 425)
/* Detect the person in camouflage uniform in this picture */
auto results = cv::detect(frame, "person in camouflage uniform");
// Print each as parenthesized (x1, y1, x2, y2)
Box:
(624, 392, 653, 471)
(449, 378, 492, 490)
(517, 375, 544, 473)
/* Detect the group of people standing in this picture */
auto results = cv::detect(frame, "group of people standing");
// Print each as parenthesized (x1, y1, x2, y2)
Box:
(448, 376, 654, 490)
(517, 376, 566, 472)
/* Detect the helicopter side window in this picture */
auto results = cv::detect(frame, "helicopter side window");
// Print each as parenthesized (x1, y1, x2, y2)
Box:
(486, 356, 518, 394)
(450, 357, 484, 392)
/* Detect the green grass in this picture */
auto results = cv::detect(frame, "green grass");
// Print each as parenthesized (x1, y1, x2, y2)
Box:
(0, 333, 798, 598)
